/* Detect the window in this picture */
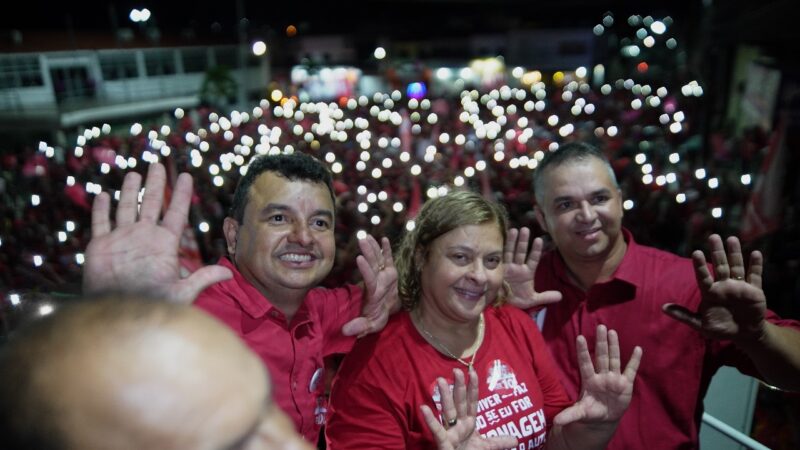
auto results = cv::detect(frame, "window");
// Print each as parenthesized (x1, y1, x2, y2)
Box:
(213, 47, 237, 69)
(0, 55, 43, 89)
(145, 49, 177, 76)
(99, 52, 138, 80)
(182, 48, 208, 73)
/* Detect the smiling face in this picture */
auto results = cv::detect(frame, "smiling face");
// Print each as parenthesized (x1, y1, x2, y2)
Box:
(535, 157, 625, 267)
(417, 223, 505, 325)
(224, 171, 335, 300)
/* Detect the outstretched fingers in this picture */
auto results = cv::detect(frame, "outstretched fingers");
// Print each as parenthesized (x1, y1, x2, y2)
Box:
(504, 228, 519, 264)
(623, 345, 643, 382)
(526, 236, 545, 270)
(90, 192, 112, 238)
(466, 367, 479, 418)
(662, 303, 703, 331)
(608, 328, 621, 373)
(575, 335, 596, 382)
(115, 170, 143, 226)
(437, 376, 457, 429)
(514, 227, 531, 265)
(138, 162, 167, 223)
(552, 402, 587, 427)
(725, 236, 746, 281)
(595, 324, 609, 373)
(691, 250, 713, 293)
(356, 234, 385, 282)
(748, 250, 764, 289)
(708, 234, 731, 281)
(380, 236, 396, 273)
(453, 369, 468, 419)
(484, 436, 520, 449)
(161, 172, 194, 237)
(178, 264, 234, 304)
(421, 404, 449, 446)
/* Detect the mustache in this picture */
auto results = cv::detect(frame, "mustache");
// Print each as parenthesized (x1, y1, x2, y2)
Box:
(277, 244, 321, 257)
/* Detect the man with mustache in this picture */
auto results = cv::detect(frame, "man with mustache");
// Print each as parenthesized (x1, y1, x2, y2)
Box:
(84, 154, 398, 444)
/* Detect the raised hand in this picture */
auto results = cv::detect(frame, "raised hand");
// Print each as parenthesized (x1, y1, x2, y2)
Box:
(503, 228, 562, 310)
(554, 325, 642, 427)
(421, 368, 519, 450)
(342, 234, 399, 337)
(83, 162, 231, 303)
(662, 234, 767, 344)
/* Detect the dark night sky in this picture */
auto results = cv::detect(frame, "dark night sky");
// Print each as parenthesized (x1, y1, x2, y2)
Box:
(2, 1, 796, 58)
(3, 1, 703, 37)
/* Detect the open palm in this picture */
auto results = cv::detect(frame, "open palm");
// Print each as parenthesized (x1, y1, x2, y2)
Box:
(83, 163, 231, 303)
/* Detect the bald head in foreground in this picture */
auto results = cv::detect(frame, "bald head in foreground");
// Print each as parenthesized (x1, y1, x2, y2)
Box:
(0, 296, 311, 450)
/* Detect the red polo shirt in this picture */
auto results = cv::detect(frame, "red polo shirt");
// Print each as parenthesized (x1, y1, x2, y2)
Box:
(533, 228, 800, 449)
(194, 257, 362, 443)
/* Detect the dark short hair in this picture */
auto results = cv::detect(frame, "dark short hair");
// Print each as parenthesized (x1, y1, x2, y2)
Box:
(395, 190, 509, 311)
(532, 142, 619, 205)
(229, 152, 335, 222)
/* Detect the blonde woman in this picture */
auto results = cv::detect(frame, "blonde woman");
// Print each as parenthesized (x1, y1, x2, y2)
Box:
(327, 191, 642, 449)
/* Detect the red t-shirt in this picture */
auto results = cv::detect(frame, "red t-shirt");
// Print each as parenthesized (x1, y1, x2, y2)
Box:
(194, 257, 362, 442)
(534, 229, 800, 449)
(326, 306, 571, 449)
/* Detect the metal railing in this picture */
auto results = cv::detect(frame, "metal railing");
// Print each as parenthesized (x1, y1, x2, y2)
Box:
(702, 413, 770, 450)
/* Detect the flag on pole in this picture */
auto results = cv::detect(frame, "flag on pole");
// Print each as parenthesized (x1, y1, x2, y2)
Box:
(740, 118, 787, 242)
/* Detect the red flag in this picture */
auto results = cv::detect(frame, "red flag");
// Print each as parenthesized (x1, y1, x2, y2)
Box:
(740, 119, 787, 242)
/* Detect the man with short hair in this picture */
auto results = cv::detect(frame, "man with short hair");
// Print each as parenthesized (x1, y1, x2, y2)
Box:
(84, 155, 397, 443)
(525, 141, 800, 449)
(194, 152, 397, 441)
(0, 295, 312, 450)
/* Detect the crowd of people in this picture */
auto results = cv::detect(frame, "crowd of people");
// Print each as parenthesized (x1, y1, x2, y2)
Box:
(0, 72, 775, 298)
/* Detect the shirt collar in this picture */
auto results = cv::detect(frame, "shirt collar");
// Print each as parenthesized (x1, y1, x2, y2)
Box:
(550, 227, 641, 289)
(217, 257, 312, 325)
(608, 228, 641, 287)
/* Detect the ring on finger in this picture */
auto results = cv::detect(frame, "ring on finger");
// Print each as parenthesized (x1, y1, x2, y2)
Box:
(447, 418, 457, 427)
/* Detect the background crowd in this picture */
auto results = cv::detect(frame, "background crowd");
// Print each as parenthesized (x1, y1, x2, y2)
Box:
(1, 75, 794, 301)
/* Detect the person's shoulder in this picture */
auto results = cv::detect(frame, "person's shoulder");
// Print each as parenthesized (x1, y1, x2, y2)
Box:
(194, 275, 238, 307)
(624, 240, 700, 304)
(486, 304, 537, 336)
(336, 313, 413, 380)
(352, 311, 407, 349)
(632, 241, 690, 262)
(628, 240, 694, 276)
(489, 303, 533, 322)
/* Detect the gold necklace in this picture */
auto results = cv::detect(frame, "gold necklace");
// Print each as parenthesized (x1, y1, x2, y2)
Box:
(415, 311, 485, 369)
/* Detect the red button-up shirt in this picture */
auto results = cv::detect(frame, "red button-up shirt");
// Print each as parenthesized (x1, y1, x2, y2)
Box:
(533, 229, 800, 449)
(195, 257, 362, 442)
